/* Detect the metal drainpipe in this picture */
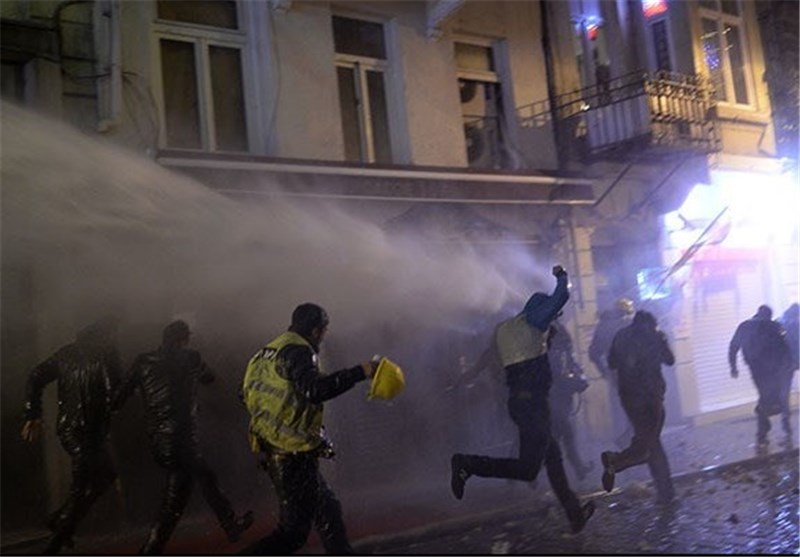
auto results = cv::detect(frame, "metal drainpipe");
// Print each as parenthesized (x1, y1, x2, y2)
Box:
(540, 0, 567, 169)
(96, 0, 121, 132)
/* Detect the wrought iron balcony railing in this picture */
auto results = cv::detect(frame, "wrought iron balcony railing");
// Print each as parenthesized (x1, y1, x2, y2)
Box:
(518, 70, 720, 159)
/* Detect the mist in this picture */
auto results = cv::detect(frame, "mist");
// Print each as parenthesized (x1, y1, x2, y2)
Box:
(1, 102, 557, 343)
(2, 101, 558, 536)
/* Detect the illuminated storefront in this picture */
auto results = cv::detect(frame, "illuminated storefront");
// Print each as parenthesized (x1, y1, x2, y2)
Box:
(660, 166, 799, 416)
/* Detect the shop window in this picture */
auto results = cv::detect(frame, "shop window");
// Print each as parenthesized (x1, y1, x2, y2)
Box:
(333, 15, 391, 163)
(155, 1, 248, 152)
(699, 0, 751, 105)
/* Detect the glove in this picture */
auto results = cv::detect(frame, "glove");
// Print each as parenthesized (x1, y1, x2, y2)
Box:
(552, 265, 567, 277)
(361, 357, 380, 379)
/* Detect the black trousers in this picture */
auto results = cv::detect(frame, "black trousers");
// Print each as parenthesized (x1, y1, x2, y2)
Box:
(46, 443, 117, 549)
(612, 393, 674, 501)
(244, 451, 352, 555)
(141, 441, 236, 554)
(751, 368, 790, 439)
(458, 366, 582, 520)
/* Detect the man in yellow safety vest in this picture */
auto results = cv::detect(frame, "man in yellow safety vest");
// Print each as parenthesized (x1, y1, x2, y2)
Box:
(240, 303, 378, 555)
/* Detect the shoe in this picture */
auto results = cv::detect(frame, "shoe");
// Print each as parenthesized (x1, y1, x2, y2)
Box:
(450, 454, 470, 500)
(225, 510, 254, 543)
(569, 500, 596, 534)
(601, 451, 616, 493)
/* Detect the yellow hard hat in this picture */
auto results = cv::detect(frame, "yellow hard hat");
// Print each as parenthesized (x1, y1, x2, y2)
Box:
(368, 357, 406, 401)
(616, 297, 635, 315)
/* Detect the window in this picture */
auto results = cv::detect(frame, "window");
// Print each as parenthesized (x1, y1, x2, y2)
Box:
(333, 15, 391, 164)
(455, 41, 506, 169)
(154, 0, 248, 152)
(699, 0, 751, 105)
(651, 20, 672, 72)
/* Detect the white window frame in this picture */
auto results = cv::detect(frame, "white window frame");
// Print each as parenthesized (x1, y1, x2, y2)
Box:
(335, 52, 389, 164)
(453, 35, 500, 85)
(698, 0, 755, 108)
(453, 36, 518, 169)
(152, 9, 252, 152)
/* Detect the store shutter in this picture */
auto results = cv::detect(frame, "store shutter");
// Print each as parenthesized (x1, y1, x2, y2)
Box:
(691, 265, 765, 413)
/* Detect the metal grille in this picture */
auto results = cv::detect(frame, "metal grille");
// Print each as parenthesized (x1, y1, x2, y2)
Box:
(519, 70, 720, 157)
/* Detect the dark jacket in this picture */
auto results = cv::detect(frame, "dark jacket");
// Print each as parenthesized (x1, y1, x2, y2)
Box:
(608, 313, 675, 399)
(729, 318, 791, 376)
(277, 344, 367, 404)
(24, 337, 122, 455)
(114, 347, 214, 455)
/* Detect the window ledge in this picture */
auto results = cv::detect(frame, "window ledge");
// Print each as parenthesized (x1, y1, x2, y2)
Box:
(714, 104, 771, 126)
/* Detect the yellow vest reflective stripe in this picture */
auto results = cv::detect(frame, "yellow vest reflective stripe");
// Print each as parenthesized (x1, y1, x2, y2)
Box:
(495, 314, 548, 368)
(242, 331, 323, 453)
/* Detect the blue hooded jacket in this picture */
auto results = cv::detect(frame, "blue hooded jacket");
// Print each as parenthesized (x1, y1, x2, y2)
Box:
(522, 272, 570, 331)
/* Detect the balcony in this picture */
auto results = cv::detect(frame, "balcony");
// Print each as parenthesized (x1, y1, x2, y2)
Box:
(518, 71, 720, 162)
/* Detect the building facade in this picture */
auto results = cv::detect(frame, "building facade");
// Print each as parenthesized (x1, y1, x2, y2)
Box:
(2, 0, 796, 536)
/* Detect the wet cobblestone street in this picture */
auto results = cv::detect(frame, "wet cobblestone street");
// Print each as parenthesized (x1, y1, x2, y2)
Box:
(358, 450, 799, 555)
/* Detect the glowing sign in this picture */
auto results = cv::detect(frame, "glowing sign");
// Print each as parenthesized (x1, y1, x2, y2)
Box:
(577, 14, 603, 40)
(643, 0, 668, 18)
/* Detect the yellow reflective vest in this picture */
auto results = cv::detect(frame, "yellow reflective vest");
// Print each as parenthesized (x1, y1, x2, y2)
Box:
(242, 331, 323, 453)
(495, 313, 548, 368)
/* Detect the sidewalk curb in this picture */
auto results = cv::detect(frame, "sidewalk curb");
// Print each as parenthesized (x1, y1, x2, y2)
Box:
(354, 447, 799, 551)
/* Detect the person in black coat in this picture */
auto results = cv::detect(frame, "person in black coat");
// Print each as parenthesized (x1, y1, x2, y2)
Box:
(729, 305, 793, 445)
(22, 317, 122, 554)
(600, 310, 676, 504)
(114, 320, 253, 554)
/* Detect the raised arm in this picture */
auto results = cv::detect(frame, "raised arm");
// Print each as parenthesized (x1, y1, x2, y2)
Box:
(523, 267, 570, 331)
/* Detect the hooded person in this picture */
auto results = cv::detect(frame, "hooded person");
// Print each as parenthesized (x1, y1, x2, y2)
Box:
(114, 320, 253, 554)
(21, 317, 122, 554)
(729, 305, 794, 445)
(600, 310, 676, 504)
(450, 266, 595, 535)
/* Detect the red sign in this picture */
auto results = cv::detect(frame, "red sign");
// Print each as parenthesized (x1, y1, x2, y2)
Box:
(643, 0, 668, 18)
